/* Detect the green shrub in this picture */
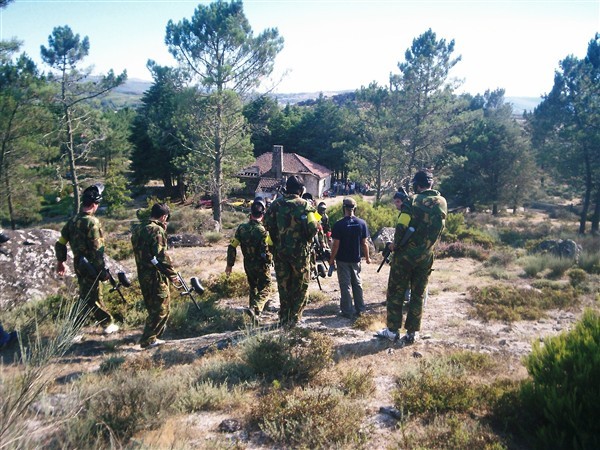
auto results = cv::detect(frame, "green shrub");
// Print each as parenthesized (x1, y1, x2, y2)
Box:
(206, 271, 249, 299)
(339, 366, 375, 398)
(203, 231, 222, 244)
(328, 196, 396, 235)
(176, 379, 246, 412)
(436, 241, 489, 261)
(518, 254, 576, 279)
(568, 268, 587, 287)
(104, 236, 133, 260)
(393, 358, 476, 417)
(253, 385, 368, 448)
(467, 284, 579, 322)
(241, 328, 333, 383)
(444, 212, 465, 236)
(520, 310, 600, 449)
(578, 248, 600, 274)
(65, 370, 183, 446)
(456, 228, 497, 249)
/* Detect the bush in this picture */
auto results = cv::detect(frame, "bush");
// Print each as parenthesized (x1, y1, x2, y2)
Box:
(436, 241, 489, 261)
(328, 196, 396, 235)
(467, 284, 579, 322)
(203, 231, 222, 244)
(518, 254, 576, 279)
(253, 385, 368, 448)
(241, 328, 333, 383)
(520, 310, 600, 449)
(206, 272, 249, 299)
(65, 370, 183, 446)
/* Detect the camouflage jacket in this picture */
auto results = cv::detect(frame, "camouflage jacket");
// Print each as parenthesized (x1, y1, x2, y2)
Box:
(55, 211, 105, 274)
(227, 219, 272, 268)
(264, 193, 319, 258)
(397, 189, 447, 259)
(131, 219, 176, 278)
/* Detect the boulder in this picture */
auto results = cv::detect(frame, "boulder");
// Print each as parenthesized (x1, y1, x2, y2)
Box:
(168, 234, 205, 248)
(531, 239, 582, 262)
(0, 229, 126, 310)
(372, 227, 395, 251)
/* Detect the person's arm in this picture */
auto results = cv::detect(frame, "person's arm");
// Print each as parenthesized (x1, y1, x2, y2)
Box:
(329, 239, 340, 267)
(55, 221, 70, 277)
(361, 238, 371, 264)
(152, 226, 177, 280)
(226, 236, 239, 276)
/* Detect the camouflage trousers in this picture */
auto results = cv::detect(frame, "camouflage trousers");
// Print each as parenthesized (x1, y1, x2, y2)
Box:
(273, 252, 311, 325)
(139, 272, 170, 347)
(77, 274, 113, 327)
(244, 263, 271, 314)
(385, 252, 434, 333)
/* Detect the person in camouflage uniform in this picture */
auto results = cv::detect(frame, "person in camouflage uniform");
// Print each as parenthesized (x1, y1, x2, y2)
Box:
(264, 175, 319, 327)
(225, 198, 272, 324)
(131, 203, 178, 348)
(55, 184, 119, 334)
(377, 171, 447, 345)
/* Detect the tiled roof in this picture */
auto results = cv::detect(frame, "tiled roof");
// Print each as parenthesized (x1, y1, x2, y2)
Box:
(238, 152, 331, 179)
(257, 177, 283, 191)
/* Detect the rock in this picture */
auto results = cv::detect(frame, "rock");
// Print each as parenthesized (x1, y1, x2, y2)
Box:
(531, 239, 581, 262)
(372, 227, 395, 251)
(0, 229, 126, 310)
(379, 406, 402, 420)
(168, 234, 205, 248)
(218, 419, 242, 433)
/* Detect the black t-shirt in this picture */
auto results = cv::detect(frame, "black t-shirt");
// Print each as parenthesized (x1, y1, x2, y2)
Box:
(331, 215, 369, 263)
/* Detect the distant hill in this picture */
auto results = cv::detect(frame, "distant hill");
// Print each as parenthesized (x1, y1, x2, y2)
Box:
(108, 79, 542, 113)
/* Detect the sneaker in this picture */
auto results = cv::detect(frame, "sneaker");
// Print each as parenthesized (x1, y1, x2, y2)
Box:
(375, 328, 399, 342)
(103, 323, 119, 334)
(244, 308, 260, 325)
(141, 339, 165, 349)
(398, 332, 416, 346)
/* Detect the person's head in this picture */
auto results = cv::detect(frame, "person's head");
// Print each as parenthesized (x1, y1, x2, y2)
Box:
(285, 175, 305, 196)
(317, 202, 327, 215)
(81, 184, 104, 210)
(301, 192, 314, 206)
(393, 187, 408, 211)
(150, 203, 170, 224)
(250, 198, 266, 219)
(342, 197, 356, 216)
(412, 170, 434, 193)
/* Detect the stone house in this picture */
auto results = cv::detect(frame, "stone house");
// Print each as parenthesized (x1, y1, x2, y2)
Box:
(236, 145, 332, 200)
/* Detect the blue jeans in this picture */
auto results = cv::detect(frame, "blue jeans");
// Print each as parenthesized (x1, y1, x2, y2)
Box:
(336, 261, 365, 316)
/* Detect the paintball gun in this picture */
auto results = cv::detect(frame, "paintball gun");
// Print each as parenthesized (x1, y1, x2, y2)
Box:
(377, 244, 392, 273)
(377, 227, 415, 273)
(80, 256, 131, 302)
(151, 256, 205, 312)
(106, 269, 131, 303)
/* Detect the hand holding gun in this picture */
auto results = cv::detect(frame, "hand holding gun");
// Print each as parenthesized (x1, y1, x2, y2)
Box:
(151, 256, 205, 312)
(377, 243, 393, 273)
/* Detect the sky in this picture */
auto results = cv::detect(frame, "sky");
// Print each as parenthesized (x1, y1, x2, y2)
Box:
(1, 0, 599, 98)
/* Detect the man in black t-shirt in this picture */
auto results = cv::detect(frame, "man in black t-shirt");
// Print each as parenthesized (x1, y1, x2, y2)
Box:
(328, 197, 371, 319)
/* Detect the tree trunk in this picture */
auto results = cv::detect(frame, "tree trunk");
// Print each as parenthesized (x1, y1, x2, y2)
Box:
(4, 171, 16, 230)
(492, 203, 498, 216)
(212, 99, 223, 226)
(65, 106, 81, 215)
(578, 150, 593, 234)
(591, 187, 600, 235)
